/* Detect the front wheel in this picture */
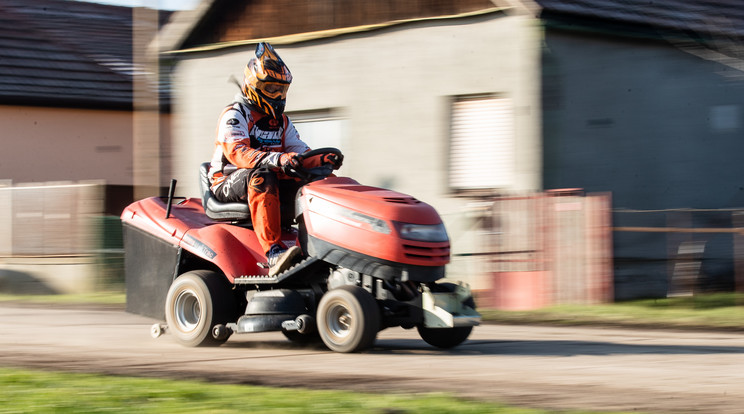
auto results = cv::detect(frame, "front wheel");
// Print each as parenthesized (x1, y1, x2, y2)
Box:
(417, 325, 473, 349)
(417, 283, 475, 349)
(164, 270, 236, 347)
(316, 286, 380, 353)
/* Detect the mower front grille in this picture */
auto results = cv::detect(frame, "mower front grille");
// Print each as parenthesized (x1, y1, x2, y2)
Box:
(402, 243, 450, 261)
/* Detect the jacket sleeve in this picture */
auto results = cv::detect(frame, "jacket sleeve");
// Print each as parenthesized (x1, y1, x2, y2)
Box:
(283, 116, 332, 169)
(216, 107, 283, 169)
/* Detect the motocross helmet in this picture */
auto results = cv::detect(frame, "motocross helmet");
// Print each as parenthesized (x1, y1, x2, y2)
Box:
(242, 42, 292, 119)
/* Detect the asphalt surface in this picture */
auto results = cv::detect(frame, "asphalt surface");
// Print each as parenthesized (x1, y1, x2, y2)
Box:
(0, 303, 742, 413)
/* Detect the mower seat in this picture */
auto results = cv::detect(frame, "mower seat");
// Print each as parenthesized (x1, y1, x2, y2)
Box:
(199, 162, 251, 222)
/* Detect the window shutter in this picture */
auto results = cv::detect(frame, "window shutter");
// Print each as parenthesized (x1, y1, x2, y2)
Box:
(449, 96, 514, 191)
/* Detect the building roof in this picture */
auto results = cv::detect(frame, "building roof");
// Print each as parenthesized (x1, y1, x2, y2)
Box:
(163, 7, 509, 54)
(158, 0, 502, 54)
(161, 0, 743, 56)
(536, 0, 744, 40)
(0, 0, 171, 109)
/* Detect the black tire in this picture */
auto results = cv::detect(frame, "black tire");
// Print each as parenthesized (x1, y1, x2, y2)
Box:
(164, 270, 236, 347)
(417, 283, 475, 349)
(316, 286, 380, 353)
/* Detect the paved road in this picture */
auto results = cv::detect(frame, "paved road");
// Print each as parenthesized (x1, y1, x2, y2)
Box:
(0, 304, 742, 413)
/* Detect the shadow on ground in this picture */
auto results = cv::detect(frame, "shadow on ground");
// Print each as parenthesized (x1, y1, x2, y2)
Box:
(0, 269, 58, 295)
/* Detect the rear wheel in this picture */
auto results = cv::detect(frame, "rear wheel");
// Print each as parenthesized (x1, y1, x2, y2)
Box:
(417, 283, 475, 349)
(165, 270, 236, 347)
(317, 286, 380, 353)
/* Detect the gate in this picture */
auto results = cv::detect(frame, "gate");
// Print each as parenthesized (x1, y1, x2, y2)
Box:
(484, 189, 613, 310)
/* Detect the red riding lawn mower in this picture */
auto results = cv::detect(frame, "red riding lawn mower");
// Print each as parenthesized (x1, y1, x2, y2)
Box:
(122, 148, 480, 353)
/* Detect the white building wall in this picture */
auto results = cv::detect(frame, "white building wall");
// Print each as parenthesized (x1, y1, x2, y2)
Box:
(169, 12, 542, 289)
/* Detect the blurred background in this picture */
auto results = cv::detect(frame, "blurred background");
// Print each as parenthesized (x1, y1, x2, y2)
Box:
(1, 0, 743, 309)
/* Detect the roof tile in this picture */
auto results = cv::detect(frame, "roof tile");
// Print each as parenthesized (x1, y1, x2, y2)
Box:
(0, 0, 170, 108)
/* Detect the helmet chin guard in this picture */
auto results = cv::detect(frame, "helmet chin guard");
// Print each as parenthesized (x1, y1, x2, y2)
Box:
(242, 42, 292, 118)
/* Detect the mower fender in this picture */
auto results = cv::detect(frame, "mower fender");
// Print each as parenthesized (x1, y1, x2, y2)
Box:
(421, 283, 481, 328)
(182, 224, 266, 280)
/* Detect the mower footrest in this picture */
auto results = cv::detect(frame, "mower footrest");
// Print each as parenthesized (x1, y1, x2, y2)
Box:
(234, 257, 324, 285)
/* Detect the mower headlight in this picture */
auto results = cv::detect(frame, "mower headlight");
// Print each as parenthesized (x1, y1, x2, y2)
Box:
(310, 196, 392, 234)
(395, 222, 449, 242)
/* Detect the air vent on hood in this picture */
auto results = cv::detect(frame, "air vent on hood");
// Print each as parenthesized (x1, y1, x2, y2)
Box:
(383, 197, 420, 204)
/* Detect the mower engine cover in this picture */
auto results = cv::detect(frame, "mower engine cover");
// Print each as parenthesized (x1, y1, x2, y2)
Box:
(297, 177, 450, 281)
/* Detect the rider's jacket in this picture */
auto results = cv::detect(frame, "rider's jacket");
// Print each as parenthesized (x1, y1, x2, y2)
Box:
(209, 98, 309, 189)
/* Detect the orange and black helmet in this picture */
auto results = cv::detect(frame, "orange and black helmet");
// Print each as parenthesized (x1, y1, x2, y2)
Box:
(242, 42, 292, 119)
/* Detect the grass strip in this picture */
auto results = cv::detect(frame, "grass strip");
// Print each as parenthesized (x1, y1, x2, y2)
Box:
(480, 293, 744, 330)
(0, 367, 620, 414)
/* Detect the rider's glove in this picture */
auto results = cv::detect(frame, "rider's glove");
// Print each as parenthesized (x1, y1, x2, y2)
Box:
(321, 153, 343, 170)
(279, 152, 301, 174)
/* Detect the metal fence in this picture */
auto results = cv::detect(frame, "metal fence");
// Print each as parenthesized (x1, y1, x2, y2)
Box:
(481, 189, 614, 309)
(613, 208, 744, 299)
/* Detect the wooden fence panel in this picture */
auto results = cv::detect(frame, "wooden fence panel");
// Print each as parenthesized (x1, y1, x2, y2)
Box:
(4, 182, 103, 257)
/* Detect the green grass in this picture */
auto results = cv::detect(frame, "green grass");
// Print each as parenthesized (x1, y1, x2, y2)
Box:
(0, 367, 619, 414)
(479, 292, 744, 330)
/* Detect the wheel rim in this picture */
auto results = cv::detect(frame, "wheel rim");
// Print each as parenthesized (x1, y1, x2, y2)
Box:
(174, 289, 201, 332)
(326, 302, 352, 340)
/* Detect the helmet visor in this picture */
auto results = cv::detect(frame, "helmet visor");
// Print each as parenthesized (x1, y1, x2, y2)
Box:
(257, 81, 289, 100)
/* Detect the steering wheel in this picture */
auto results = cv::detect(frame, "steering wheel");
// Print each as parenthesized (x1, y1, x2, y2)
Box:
(288, 147, 344, 182)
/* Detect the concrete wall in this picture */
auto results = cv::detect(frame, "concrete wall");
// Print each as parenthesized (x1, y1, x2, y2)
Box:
(0, 105, 134, 186)
(169, 12, 543, 288)
(542, 30, 744, 210)
(541, 29, 744, 298)
(0, 257, 99, 294)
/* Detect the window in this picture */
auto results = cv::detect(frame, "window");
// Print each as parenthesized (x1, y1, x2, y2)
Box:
(289, 110, 348, 155)
(709, 105, 741, 133)
(449, 95, 515, 192)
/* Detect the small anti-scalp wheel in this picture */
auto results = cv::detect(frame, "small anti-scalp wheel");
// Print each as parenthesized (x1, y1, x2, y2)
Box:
(150, 323, 165, 338)
(164, 270, 236, 347)
(316, 286, 380, 353)
(282, 314, 321, 344)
